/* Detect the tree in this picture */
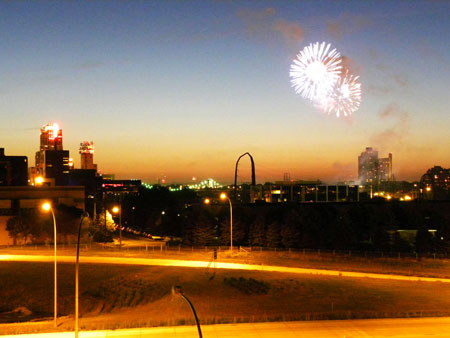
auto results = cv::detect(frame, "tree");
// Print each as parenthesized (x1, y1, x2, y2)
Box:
(192, 213, 216, 246)
(219, 217, 247, 247)
(54, 204, 84, 243)
(265, 221, 282, 248)
(290, 206, 321, 248)
(6, 216, 30, 245)
(124, 185, 200, 235)
(280, 209, 301, 248)
(330, 209, 356, 250)
(89, 210, 116, 243)
(8, 209, 53, 244)
(249, 215, 266, 246)
(372, 228, 391, 251)
(95, 210, 116, 232)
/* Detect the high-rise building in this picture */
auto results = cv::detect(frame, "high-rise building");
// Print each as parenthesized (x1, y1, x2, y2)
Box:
(33, 123, 71, 186)
(378, 153, 393, 182)
(39, 123, 63, 151)
(358, 147, 379, 184)
(79, 141, 97, 171)
(358, 147, 392, 185)
(0, 148, 28, 186)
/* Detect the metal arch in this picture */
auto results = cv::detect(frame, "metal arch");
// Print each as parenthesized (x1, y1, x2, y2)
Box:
(234, 152, 255, 200)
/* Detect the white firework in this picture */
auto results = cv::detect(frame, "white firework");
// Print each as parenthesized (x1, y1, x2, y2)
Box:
(319, 70, 362, 117)
(290, 42, 342, 101)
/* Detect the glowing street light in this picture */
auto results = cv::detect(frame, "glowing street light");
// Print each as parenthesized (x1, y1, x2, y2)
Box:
(112, 205, 122, 248)
(41, 202, 58, 327)
(220, 193, 233, 253)
(203, 198, 210, 205)
(35, 176, 44, 186)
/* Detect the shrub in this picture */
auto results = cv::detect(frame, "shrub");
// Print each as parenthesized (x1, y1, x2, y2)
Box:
(223, 277, 270, 295)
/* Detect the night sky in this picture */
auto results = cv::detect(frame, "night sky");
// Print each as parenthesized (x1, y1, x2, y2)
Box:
(1, 1, 449, 183)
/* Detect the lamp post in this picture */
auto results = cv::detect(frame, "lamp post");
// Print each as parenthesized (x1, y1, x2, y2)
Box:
(75, 212, 89, 338)
(112, 205, 122, 248)
(42, 202, 57, 328)
(220, 193, 233, 253)
(172, 286, 202, 338)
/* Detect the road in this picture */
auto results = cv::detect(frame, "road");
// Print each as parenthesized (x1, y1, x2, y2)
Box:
(0, 254, 449, 283)
(3, 317, 450, 337)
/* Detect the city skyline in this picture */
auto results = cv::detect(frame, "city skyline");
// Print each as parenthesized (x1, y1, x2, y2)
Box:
(2, 121, 431, 185)
(1, 1, 449, 183)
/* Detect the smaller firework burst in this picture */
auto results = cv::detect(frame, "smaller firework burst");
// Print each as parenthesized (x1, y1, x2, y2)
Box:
(318, 69, 362, 117)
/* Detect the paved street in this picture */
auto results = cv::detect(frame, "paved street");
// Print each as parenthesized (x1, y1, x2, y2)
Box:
(1, 254, 449, 283)
(3, 317, 450, 337)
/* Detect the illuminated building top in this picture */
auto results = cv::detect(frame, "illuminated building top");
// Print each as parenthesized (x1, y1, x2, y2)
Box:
(40, 122, 63, 151)
(79, 141, 97, 170)
(79, 141, 95, 154)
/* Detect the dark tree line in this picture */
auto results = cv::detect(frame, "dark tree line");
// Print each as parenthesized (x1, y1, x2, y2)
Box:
(122, 185, 200, 238)
(6, 204, 84, 244)
(10, 185, 449, 254)
(177, 201, 450, 254)
(120, 187, 450, 253)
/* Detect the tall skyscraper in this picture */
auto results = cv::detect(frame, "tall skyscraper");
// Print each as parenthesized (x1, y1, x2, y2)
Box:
(358, 147, 379, 184)
(79, 141, 97, 171)
(39, 123, 63, 151)
(34, 123, 71, 186)
(358, 147, 392, 185)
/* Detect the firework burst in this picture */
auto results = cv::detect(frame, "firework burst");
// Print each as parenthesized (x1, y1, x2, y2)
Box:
(318, 70, 362, 117)
(289, 42, 342, 101)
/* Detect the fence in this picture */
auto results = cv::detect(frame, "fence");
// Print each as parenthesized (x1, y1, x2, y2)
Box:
(2, 242, 450, 260)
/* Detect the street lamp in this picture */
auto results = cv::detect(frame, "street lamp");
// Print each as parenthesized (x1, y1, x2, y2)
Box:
(220, 193, 233, 253)
(42, 202, 57, 328)
(75, 212, 89, 338)
(172, 286, 202, 338)
(112, 205, 122, 248)
(35, 176, 44, 186)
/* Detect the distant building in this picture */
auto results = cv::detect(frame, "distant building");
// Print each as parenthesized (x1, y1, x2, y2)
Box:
(378, 153, 393, 182)
(79, 141, 97, 170)
(32, 123, 72, 186)
(102, 179, 142, 194)
(263, 180, 363, 203)
(101, 174, 115, 180)
(0, 148, 28, 186)
(68, 169, 102, 216)
(358, 147, 392, 186)
(42, 150, 71, 185)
